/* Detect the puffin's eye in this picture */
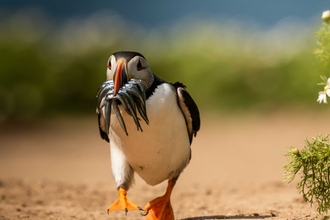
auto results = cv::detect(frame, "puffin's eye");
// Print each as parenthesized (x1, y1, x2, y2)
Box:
(137, 60, 143, 71)
(107, 59, 112, 70)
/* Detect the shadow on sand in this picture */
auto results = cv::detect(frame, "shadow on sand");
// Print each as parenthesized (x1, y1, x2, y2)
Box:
(180, 214, 274, 220)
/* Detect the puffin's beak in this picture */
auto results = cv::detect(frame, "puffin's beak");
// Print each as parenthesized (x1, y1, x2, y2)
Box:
(113, 59, 128, 95)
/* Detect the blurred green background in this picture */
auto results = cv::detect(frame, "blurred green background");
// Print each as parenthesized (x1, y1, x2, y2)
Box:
(0, 3, 329, 121)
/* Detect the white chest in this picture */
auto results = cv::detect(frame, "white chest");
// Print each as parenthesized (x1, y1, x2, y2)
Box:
(108, 83, 191, 185)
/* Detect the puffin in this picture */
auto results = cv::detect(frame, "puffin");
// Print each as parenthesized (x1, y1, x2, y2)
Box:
(96, 51, 200, 220)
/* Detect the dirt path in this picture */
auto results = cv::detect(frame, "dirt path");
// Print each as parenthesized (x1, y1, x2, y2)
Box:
(0, 111, 328, 219)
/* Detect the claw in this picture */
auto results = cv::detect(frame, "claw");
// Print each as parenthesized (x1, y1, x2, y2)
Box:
(113, 101, 128, 136)
(140, 209, 149, 216)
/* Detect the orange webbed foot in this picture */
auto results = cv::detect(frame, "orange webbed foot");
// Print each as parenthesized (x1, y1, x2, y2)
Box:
(143, 180, 176, 220)
(107, 188, 142, 215)
(143, 195, 174, 220)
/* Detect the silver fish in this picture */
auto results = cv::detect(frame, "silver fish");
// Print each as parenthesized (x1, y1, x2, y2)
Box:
(96, 79, 149, 136)
(105, 99, 112, 134)
(112, 100, 128, 136)
(119, 91, 142, 131)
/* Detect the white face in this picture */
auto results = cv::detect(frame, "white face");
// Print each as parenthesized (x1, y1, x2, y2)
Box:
(106, 55, 153, 87)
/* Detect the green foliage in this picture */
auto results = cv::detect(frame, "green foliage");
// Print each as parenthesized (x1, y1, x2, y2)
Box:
(315, 23, 330, 67)
(0, 11, 325, 119)
(284, 135, 330, 214)
(284, 12, 330, 216)
(318, 75, 329, 86)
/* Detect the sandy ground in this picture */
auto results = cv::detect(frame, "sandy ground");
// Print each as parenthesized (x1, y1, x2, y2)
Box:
(0, 110, 329, 220)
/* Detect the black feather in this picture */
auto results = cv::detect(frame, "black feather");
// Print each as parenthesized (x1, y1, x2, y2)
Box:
(172, 82, 201, 143)
(146, 74, 165, 100)
(98, 113, 109, 142)
(113, 51, 146, 62)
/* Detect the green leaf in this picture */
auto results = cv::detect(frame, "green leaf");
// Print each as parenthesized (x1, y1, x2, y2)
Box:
(284, 135, 330, 214)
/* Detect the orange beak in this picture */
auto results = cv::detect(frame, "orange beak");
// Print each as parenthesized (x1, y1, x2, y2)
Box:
(113, 59, 128, 95)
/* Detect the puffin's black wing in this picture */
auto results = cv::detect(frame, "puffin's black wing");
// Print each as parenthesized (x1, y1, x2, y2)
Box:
(172, 82, 201, 143)
(98, 110, 110, 142)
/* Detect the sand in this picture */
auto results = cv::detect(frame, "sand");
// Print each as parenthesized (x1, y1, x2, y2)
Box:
(0, 111, 328, 219)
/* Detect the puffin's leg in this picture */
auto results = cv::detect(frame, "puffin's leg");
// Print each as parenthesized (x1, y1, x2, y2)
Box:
(143, 179, 177, 220)
(108, 144, 142, 214)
